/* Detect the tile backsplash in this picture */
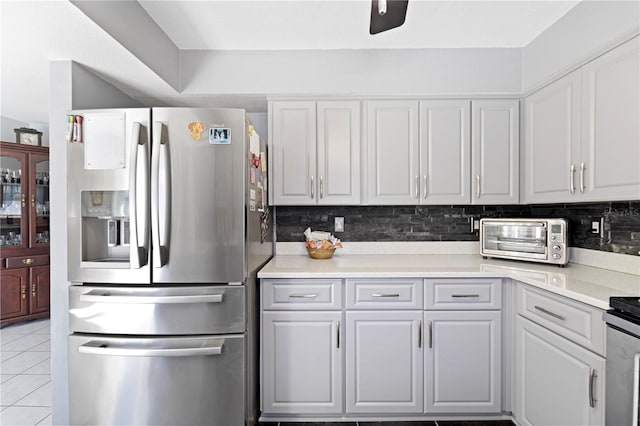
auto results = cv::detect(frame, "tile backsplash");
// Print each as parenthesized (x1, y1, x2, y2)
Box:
(275, 201, 640, 256)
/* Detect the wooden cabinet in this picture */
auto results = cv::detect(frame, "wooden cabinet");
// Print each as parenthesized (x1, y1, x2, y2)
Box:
(471, 100, 519, 204)
(346, 310, 423, 414)
(270, 100, 361, 205)
(0, 268, 29, 320)
(0, 141, 50, 327)
(523, 36, 640, 203)
(515, 316, 605, 426)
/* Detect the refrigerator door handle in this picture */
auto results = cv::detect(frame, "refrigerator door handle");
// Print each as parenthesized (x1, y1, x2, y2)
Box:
(128, 122, 149, 268)
(78, 292, 225, 304)
(151, 121, 171, 268)
(79, 341, 224, 357)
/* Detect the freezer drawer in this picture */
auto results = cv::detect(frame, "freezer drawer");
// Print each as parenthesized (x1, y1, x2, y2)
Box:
(70, 285, 245, 335)
(69, 334, 245, 426)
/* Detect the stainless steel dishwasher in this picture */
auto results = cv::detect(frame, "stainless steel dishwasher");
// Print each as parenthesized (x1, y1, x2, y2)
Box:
(603, 297, 640, 426)
(68, 285, 246, 425)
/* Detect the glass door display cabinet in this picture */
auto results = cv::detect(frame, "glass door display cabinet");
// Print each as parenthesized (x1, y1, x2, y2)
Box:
(0, 141, 50, 327)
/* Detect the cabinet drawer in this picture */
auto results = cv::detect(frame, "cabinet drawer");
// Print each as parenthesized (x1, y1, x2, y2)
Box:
(5, 255, 49, 269)
(346, 278, 423, 309)
(424, 278, 501, 310)
(516, 283, 605, 356)
(262, 279, 342, 310)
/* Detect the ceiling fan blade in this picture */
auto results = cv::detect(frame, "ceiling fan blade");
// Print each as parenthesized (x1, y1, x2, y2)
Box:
(370, 0, 409, 35)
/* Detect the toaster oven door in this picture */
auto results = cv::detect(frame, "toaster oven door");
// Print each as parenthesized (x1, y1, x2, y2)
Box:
(482, 221, 547, 259)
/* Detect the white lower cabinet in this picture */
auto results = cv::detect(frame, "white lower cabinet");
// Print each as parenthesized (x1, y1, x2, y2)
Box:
(345, 311, 424, 413)
(424, 311, 502, 413)
(261, 311, 343, 414)
(515, 315, 605, 426)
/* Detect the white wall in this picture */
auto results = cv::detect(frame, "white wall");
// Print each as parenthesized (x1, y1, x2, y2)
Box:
(49, 61, 144, 426)
(0, 116, 28, 142)
(181, 48, 522, 96)
(522, 0, 640, 92)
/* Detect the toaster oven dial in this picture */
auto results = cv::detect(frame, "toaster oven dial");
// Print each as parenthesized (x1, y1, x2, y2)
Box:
(552, 253, 562, 259)
(552, 245, 561, 252)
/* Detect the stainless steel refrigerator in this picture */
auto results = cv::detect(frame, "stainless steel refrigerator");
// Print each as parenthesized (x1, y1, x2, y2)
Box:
(66, 107, 272, 425)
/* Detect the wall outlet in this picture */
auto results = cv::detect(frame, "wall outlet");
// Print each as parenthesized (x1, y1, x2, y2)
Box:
(591, 220, 600, 234)
(335, 216, 344, 233)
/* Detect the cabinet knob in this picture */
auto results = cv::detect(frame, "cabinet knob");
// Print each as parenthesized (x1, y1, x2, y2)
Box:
(21, 285, 26, 299)
(31, 194, 36, 207)
(21, 194, 26, 208)
(32, 283, 37, 297)
(22, 258, 35, 265)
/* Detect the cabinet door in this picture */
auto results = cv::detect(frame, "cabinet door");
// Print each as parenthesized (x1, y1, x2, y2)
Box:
(366, 100, 420, 205)
(515, 316, 604, 426)
(581, 36, 640, 201)
(522, 71, 582, 203)
(0, 147, 29, 250)
(271, 101, 317, 205)
(29, 153, 50, 248)
(472, 100, 519, 204)
(424, 311, 501, 413)
(261, 311, 342, 414)
(30, 265, 50, 314)
(419, 100, 471, 204)
(0, 268, 29, 320)
(346, 311, 423, 413)
(317, 101, 361, 205)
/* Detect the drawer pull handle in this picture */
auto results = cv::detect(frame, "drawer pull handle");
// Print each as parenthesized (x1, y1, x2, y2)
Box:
(371, 293, 400, 298)
(288, 294, 317, 299)
(589, 368, 597, 408)
(534, 305, 566, 321)
(451, 294, 480, 298)
(22, 258, 35, 265)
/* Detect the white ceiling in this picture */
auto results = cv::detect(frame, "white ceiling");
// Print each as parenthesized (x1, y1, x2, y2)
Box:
(1, 0, 580, 125)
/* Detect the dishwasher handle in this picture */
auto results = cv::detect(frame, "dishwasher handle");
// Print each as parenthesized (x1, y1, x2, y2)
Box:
(79, 342, 223, 357)
(78, 292, 224, 304)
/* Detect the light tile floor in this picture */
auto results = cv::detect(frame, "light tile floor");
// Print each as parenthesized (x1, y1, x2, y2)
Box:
(0, 318, 52, 426)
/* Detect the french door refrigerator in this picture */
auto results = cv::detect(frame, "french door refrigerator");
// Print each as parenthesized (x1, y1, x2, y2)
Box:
(66, 107, 272, 425)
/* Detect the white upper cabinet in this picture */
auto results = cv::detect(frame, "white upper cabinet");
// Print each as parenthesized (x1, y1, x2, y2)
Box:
(271, 101, 317, 204)
(580, 36, 640, 201)
(317, 101, 361, 205)
(471, 100, 519, 204)
(523, 36, 640, 204)
(419, 100, 471, 204)
(522, 71, 582, 204)
(270, 100, 361, 205)
(366, 100, 420, 204)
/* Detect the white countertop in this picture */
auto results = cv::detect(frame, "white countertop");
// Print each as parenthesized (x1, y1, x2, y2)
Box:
(258, 254, 640, 310)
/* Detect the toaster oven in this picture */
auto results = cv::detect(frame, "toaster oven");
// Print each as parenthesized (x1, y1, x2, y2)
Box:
(480, 218, 569, 266)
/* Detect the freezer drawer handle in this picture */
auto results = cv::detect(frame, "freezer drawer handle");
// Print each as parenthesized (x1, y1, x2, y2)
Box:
(78, 292, 225, 304)
(79, 342, 224, 357)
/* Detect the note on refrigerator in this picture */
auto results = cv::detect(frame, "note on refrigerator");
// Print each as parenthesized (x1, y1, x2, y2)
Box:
(249, 129, 260, 154)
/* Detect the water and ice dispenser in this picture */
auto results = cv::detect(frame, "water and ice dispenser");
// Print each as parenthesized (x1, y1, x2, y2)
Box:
(81, 190, 130, 264)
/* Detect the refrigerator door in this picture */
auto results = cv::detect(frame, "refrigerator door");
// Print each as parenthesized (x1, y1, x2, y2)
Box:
(67, 108, 152, 284)
(151, 108, 247, 283)
(69, 284, 245, 335)
(68, 334, 245, 426)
